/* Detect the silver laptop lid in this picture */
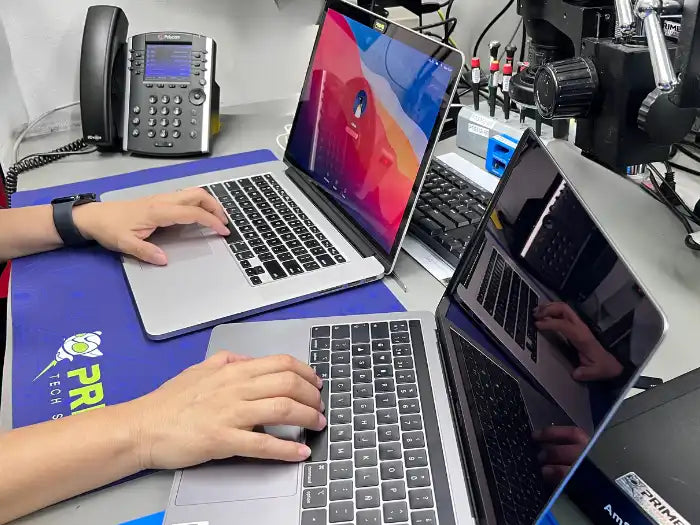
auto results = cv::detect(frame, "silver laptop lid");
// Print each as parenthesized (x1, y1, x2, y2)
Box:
(437, 130, 667, 523)
(284, 0, 464, 272)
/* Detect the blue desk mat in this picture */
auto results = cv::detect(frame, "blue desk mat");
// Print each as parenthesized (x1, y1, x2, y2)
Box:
(11, 150, 404, 428)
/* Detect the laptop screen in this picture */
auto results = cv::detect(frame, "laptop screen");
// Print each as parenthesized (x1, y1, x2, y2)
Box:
(285, 4, 461, 258)
(439, 132, 666, 524)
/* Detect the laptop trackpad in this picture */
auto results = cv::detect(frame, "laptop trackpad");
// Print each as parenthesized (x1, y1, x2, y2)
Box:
(139, 226, 213, 270)
(175, 426, 302, 505)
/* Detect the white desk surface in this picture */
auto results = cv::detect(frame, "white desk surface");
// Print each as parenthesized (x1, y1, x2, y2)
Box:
(2, 100, 700, 524)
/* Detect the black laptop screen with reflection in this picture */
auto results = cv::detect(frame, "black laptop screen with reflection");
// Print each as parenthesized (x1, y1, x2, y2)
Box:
(438, 131, 666, 524)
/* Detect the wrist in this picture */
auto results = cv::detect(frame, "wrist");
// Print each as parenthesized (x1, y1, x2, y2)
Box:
(117, 398, 156, 472)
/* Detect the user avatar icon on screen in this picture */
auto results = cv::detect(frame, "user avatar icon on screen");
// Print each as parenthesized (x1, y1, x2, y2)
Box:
(354, 90, 368, 118)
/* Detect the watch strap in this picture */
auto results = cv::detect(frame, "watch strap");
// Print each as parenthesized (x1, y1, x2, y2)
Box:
(52, 200, 90, 247)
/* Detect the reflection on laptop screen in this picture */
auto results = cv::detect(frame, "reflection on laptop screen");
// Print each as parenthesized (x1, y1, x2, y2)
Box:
(286, 8, 454, 253)
(448, 134, 665, 523)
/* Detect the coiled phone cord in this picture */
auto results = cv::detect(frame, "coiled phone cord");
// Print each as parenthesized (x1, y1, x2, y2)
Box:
(4, 139, 96, 207)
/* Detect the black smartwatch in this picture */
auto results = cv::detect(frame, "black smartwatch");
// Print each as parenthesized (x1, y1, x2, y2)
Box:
(51, 193, 97, 247)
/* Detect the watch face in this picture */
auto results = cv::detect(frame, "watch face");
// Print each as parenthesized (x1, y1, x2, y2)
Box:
(52, 193, 97, 205)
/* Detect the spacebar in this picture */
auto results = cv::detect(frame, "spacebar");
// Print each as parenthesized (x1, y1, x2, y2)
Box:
(307, 380, 329, 462)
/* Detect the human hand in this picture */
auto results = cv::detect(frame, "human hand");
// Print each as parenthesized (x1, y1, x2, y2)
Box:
(533, 426, 590, 484)
(73, 188, 229, 265)
(127, 352, 326, 470)
(534, 302, 624, 381)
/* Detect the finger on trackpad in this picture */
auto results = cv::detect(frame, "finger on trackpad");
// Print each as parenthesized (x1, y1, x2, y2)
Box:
(139, 226, 213, 269)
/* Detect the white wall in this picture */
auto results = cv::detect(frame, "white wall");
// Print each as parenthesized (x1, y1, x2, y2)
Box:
(0, 0, 523, 128)
(0, 17, 28, 169)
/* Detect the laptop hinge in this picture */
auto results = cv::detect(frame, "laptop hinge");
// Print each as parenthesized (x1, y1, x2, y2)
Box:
(284, 164, 393, 272)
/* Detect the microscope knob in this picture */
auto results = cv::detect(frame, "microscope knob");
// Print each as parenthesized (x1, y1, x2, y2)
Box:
(534, 57, 599, 119)
(638, 88, 697, 145)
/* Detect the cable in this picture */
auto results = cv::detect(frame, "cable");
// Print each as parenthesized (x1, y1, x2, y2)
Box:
(669, 161, 700, 177)
(519, 23, 527, 62)
(12, 101, 80, 164)
(472, 0, 516, 59)
(498, 19, 523, 63)
(677, 144, 700, 164)
(412, 18, 458, 44)
(5, 139, 95, 207)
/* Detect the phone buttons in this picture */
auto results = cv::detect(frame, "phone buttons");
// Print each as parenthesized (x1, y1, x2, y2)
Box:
(199, 79, 207, 87)
(161, 95, 170, 104)
(148, 118, 157, 127)
(190, 130, 198, 139)
(133, 106, 141, 114)
(173, 119, 181, 128)
(160, 129, 169, 139)
(149, 95, 157, 104)
(190, 118, 198, 126)
(174, 96, 182, 105)
(157, 83, 165, 88)
(160, 118, 169, 127)
(189, 89, 206, 106)
(161, 107, 169, 116)
(131, 129, 140, 137)
(145, 83, 153, 88)
(147, 130, 156, 138)
(131, 117, 140, 126)
(149, 107, 157, 115)
(173, 107, 182, 116)
(173, 130, 181, 139)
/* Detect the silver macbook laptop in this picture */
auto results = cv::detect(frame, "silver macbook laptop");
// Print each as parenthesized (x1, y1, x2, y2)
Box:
(101, 0, 464, 339)
(163, 131, 667, 525)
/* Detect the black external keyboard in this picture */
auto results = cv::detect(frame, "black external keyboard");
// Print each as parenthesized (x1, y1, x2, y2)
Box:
(205, 174, 347, 286)
(302, 321, 442, 525)
(409, 159, 493, 267)
(478, 249, 539, 363)
(453, 332, 547, 525)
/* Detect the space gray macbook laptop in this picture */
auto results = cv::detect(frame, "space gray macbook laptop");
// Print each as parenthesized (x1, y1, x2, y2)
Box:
(163, 131, 667, 525)
(101, 0, 464, 339)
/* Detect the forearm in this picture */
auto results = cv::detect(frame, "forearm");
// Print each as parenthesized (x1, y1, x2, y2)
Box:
(0, 403, 144, 524)
(0, 206, 63, 261)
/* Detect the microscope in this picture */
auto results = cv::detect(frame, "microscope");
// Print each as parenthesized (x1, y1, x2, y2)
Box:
(511, 0, 700, 174)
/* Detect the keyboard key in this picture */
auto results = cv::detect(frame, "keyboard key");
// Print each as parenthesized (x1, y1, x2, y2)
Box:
(379, 442, 402, 460)
(396, 370, 416, 383)
(312, 363, 329, 379)
(397, 384, 418, 398)
(409, 488, 434, 509)
(399, 399, 420, 414)
(304, 262, 321, 271)
(390, 321, 408, 332)
(382, 481, 407, 501)
(372, 339, 391, 352)
(292, 246, 307, 255)
(331, 365, 350, 378)
(379, 422, 401, 442)
(237, 251, 254, 261)
(353, 370, 372, 383)
(354, 431, 377, 449)
(411, 510, 438, 525)
(395, 357, 414, 370)
(330, 424, 352, 442)
(353, 356, 371, 369)
(373, 352, 392, 366)
(311, 338, 331, 351)
(401, 415, 423, 431)
(391, 332, 410, 344)
(301, 509, 326, 525)
(272, 245, 288, 254)
(355, 448, 378, 467)
(281, 232, 296, 242)
(353, 344, 371, 356)
(231, 241, 248, 253)
(403, 431, 425, 449)
(377, 380, 398, 395)
(331, 393, 351, 409)
(376, 393, 397, 409)
(353, 384, 373, 398)
(299, 254, 314, 263)
(331, 442, 352, 461)
(332, 352, 350, 365)
(332, 379, 351, 393)
(318, 254, 336, 267)
(356, 467, 379, 487)
(263, 260, 287, 279)
(374, 365, 393, 379)
(330, 408, 351, 425)
(370, 322, 390, 339)
(405, 449, 429, 468)
(354, 414, 376, 431)
(332, 339, 350, 351)
(333, 325, 350, 339)
(383, 503, 410, 525)
(407, 468, 431, 488)
(259, 253, 275, 262)
(335, 255, 346, 263)
(381, 461, 404, 480)
(329, 480, 353, 501)
(354, 398, 375, 414)
(304, 463, 328, 487)
(330, 460, 353, 480)
(377, 408, 399, 425)
(351, 323, 370, 343)
(240, 260, 252, 269)
(357, 509, 381, 525)
(250, 276, 262, 285)
(303, 487, 328, 508)
(356, 487, 381, 509)
(310, 349, 330, 362)
(329, 501, 354, 523)
(393, 344, 412, 357)
(282, 260, 303, 275)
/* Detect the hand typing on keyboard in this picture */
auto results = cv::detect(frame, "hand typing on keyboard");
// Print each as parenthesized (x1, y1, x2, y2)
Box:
(534, 302, 624, 382)
(533, 426, 590, 484)
(129, 351, 326, 469)
(74, 187, 230, 266)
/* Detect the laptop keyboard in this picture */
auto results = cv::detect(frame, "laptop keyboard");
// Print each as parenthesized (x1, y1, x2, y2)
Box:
(302, 321, 439, 525)
(478, 249, 539, 363)
(409, 159, 493, 267)
(453, 332, 546, 525)
(204, 174, 347, 286)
